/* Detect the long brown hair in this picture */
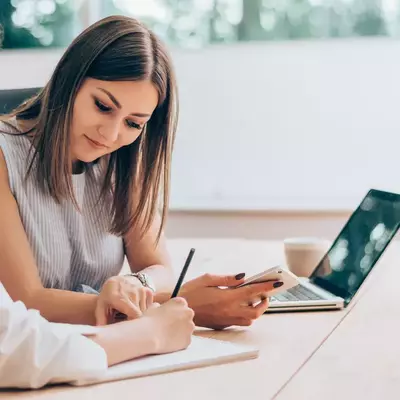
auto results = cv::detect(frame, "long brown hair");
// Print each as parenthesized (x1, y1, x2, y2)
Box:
(0, 15, 178, 241)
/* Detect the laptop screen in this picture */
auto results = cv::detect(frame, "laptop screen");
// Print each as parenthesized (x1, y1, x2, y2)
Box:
(310, 189, 400, 305)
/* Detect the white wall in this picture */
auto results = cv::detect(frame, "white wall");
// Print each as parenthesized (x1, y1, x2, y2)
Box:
(2, 38, 400, 212)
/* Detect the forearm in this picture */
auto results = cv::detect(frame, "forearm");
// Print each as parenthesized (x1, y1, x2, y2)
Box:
(90, 318, 157, 366)
(0, 284, 107, 389)
(141, 264, 175, 302)
(28, 288, 98, 325)
(125, 212, 175, 302)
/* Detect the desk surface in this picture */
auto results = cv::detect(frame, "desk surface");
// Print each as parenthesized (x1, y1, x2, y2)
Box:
(0, 239, 394, 400)
(276, 241, 400, 400)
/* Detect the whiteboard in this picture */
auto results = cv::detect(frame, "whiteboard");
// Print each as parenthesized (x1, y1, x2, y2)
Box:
(168, 39, 400, 211)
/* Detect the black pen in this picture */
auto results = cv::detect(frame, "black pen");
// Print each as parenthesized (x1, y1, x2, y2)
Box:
(171, 248, 196, 298)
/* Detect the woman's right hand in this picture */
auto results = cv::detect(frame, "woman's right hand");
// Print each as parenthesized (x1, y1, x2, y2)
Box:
(95, 276, 154, 325)
(90, 297, 195, 367)
(143, 297, 195, 354)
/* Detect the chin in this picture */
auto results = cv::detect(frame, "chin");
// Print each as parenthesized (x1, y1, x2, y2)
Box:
(76, 152, 101, 163)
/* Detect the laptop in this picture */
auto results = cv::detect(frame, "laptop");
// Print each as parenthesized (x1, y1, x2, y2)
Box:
(266, 189, 400, 312)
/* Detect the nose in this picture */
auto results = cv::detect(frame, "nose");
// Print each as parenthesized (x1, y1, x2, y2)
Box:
(98, 120, 119, 143)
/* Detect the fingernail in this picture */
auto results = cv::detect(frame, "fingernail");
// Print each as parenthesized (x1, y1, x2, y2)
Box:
(273, 281, 284, 288)
(235, 273, 245, 280)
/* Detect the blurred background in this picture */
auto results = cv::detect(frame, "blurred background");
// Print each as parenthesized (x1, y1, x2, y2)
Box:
(2, 0, 400, 240)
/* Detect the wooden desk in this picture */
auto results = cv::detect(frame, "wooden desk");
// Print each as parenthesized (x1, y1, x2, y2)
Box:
(0, 239, 388, 400)
(276, 243, 400, 400)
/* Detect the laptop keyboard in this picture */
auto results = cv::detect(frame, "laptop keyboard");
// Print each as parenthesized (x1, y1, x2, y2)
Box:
(270, 284, 325, 302)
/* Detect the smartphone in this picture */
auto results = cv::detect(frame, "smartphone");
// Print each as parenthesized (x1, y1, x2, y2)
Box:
(235, 266, 300, 296)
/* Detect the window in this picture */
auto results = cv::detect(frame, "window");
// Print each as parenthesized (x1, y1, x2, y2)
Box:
(104, 0, 400, 48)
(2, 0, 400, 50)
(0, 0, 84, 49)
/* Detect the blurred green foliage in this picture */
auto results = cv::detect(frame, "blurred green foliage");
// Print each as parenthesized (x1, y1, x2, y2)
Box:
(1, 0, 397, 49)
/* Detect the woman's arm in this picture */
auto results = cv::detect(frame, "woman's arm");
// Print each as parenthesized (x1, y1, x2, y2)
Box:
(0, 283, 194, 389)
(0, 283, 107, 389)
(0, 150, 97, 325)
(124, 211, 176, 302)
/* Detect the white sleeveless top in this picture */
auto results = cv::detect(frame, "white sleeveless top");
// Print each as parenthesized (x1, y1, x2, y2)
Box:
(0, 122, 125, 291)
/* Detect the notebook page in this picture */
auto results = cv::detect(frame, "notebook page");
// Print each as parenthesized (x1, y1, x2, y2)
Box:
(71, 336, 258, 386)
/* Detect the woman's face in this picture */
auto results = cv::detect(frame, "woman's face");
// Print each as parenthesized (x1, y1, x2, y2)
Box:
(70, 78, 158, 164)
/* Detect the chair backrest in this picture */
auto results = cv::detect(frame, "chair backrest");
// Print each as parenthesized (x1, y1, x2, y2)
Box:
(0, 87, 41, 115)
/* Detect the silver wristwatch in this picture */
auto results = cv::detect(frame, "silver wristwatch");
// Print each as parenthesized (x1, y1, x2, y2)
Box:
(125, 272, 156, 292)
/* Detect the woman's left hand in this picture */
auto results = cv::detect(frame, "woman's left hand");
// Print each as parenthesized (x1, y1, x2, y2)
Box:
(180, 273, 279, 330)
(95, 276, 154, 325)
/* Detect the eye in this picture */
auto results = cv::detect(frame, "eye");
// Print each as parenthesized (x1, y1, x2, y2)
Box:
(126, 120, 143, 130)
(94, 99, 112, 112)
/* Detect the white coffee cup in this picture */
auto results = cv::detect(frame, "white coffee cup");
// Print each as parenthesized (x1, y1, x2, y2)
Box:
(283, 237, 331, 277)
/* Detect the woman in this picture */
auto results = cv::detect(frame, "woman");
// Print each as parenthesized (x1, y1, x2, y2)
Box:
(0, 282, 194, 389)
(0, 15, 280, 329)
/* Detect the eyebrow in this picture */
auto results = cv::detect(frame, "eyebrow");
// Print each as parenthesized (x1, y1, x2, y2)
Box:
(96, 87, 151, 117)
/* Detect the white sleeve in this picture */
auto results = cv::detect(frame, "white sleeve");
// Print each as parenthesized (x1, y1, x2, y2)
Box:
(0, 283, 108, 389)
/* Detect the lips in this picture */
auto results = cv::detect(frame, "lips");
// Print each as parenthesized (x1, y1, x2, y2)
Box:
(85, 135, 108, 149)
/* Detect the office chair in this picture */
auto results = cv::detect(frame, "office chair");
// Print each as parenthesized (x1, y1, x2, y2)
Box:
(0, 87, 41, 114)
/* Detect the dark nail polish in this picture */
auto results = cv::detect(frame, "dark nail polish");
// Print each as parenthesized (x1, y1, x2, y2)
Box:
(235, 273, 246, 280)
(273, 281, 284, 288)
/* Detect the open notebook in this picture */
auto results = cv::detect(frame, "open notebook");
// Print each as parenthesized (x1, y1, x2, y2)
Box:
(70, 335, 259, 387)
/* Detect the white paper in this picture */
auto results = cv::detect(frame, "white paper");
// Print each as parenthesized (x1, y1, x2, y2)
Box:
(71, 336, 259, 386)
